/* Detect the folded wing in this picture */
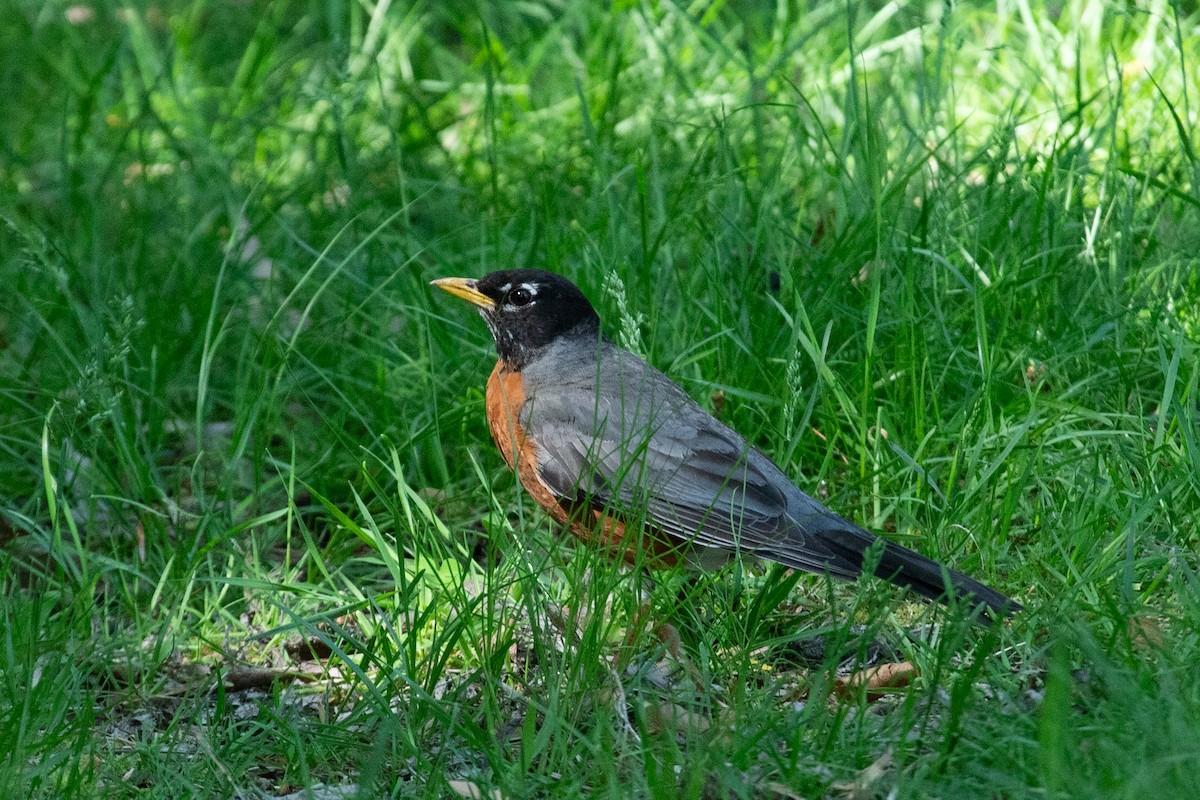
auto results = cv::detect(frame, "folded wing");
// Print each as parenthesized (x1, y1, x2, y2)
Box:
(526, 353, 866, 579)
(524, 348, 1019, 617)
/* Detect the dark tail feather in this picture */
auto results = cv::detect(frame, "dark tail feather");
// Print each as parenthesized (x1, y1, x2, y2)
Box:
(820, 525, 1021, 620)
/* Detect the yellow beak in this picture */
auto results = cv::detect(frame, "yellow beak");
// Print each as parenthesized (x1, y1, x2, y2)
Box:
(430, 277, 496, 310)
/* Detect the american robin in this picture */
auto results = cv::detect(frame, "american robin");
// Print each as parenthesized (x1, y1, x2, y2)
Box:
(432, 269, 1019, 618)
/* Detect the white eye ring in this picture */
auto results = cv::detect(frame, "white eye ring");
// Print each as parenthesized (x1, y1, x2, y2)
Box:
(508, 286, 534, 307)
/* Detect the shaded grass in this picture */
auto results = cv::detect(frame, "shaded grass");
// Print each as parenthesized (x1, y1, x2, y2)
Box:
(2, 0, 1199, 797)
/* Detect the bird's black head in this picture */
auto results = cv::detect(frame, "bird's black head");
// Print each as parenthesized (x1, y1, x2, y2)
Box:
(431, 269, 601, 368)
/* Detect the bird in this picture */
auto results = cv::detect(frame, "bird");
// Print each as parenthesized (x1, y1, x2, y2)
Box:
(432, 269, 1020, 619)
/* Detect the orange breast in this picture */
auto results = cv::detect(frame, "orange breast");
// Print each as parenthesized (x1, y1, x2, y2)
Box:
(486, 361, 564, 519)
(484, 360, 685, 568)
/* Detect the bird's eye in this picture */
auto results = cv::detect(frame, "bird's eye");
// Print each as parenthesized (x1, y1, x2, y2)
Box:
(508, 287, 533, 307)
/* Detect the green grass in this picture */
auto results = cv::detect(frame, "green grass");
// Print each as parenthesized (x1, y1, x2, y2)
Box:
(2, 0, 1199, 797)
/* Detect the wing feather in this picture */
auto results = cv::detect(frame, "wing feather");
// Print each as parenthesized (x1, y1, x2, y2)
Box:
(518, 343, 1018, 616)
(525, 350, 862, 579)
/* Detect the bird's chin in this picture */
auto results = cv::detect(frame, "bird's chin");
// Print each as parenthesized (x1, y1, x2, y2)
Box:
(480, 313, 503, 344)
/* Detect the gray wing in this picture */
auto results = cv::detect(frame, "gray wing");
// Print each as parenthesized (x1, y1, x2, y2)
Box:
(523, 348, 864, 579)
